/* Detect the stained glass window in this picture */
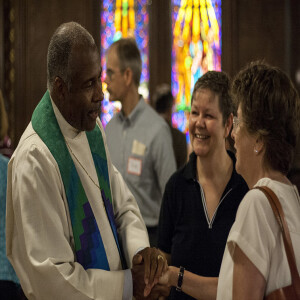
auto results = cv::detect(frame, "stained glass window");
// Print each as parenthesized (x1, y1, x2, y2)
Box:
(100, 0, 149, 127)
(171, 0, 222, 141)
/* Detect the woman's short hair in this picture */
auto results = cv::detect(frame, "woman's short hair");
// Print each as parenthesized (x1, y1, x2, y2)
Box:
(108, 38, 142, 87)
(232, 61, 300, 174)
(191, 71, 233, 126)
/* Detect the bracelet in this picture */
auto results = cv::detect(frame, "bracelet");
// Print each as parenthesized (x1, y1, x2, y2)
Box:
(176, 266, 185, 292)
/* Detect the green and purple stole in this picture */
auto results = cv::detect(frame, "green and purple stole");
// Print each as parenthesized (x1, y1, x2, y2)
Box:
(32, 91, 125, 270)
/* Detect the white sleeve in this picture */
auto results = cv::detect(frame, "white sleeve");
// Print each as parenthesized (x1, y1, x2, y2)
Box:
(6, 134, 127, 300)
(101, 117, 150, 267)
(226, 189, 276, 280)
(110, 164, 150, 267)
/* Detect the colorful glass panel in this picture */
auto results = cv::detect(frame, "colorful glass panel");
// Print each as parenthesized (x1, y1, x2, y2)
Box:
(100, 0, 149, 127)
(172, 0, 222, 141)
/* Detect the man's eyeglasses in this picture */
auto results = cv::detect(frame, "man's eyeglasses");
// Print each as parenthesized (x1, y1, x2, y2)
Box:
(233, 116, 241, 130)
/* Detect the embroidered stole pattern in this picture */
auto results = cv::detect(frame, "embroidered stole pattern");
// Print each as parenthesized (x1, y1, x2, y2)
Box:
(32, 91, 125, 270)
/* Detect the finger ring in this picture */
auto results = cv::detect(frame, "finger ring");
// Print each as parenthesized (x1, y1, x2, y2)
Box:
(157, 254, 164, 261)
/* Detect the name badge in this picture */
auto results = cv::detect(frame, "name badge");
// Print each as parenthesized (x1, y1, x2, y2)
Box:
(127, 157, 142, 176)
(131, 140, 146, 156)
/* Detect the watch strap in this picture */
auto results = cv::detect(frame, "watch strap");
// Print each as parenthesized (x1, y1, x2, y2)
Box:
(176, 266, 185, 292)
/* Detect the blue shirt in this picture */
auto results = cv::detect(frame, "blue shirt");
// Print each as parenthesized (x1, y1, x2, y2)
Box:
(0, 154, 19, 283)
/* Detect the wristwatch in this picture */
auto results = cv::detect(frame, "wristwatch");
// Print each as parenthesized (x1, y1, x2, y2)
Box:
(176, 266, 185, 292)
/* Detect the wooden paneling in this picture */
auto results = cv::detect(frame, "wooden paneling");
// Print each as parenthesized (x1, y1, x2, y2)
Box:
(222, 0, 300, 168)
(0, 0, 3, 92)
(222, 0, 289, 77)
(289, 0, 300, 169)
(290, 0, 300, 94)
(222, 0, 238, 77)
(238, 0, 286, 71)
(148, 0, 172, 105)
(11, 0, 100, 145)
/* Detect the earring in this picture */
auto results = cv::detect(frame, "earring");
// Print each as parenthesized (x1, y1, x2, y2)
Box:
(254, 149, 258, 154)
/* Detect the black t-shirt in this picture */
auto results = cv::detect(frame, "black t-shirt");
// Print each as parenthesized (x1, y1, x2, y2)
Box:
(158, 151, 248, 300)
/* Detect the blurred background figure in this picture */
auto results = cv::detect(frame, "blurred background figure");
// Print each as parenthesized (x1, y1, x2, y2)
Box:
(105, 38, 176, 247)
(0, 97, 25, 299)
(153, 84, 187, 169)
(0, 90, 13, 158)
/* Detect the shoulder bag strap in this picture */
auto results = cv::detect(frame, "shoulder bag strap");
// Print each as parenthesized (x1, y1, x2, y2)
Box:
(255, 186, 300, 295)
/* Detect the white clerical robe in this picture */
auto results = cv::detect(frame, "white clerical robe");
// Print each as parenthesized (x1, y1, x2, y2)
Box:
(6, 99, 149, 299)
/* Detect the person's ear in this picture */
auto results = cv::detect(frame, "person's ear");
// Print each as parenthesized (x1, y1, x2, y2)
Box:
(253, 135, 264, 155)
(224, 113, 233, 138)
(124, 67, 133, 86)
(53, 77, 67, 100)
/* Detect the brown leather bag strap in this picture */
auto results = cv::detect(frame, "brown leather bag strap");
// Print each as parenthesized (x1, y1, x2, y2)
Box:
(255, 186, 300, 295)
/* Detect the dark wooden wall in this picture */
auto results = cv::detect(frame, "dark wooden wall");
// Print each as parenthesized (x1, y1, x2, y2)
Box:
(222, 0, 300, 168)
(0, 1, 3, 93)
(1, 0, 299, 153)
(290, 0, 300, 95)
(222, 0, 300, 83)
(148, 0, 172, 103)
(1, 0, 100, 145)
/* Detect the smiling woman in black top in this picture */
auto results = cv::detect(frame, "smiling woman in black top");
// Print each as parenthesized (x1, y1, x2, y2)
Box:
(156, 71, 248, 300)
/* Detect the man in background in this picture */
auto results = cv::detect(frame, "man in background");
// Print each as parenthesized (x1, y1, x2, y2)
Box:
(0, 90, 25, 299)
(0, 153, 26, 299)
(153, 84, 187, 169)
(6, 22, 167, 300)
(105, 38, 176, 247)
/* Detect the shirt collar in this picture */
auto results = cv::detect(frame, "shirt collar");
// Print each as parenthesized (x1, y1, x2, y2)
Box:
(118, 96, 145, 125)
(183, 150, 242, 188)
